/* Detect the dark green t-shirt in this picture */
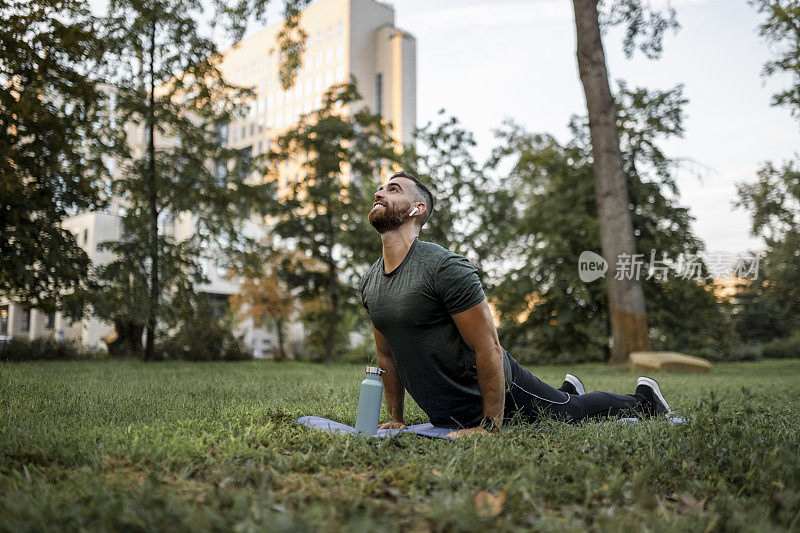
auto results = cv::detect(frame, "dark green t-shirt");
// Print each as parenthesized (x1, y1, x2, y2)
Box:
(359, 238, 512, 427)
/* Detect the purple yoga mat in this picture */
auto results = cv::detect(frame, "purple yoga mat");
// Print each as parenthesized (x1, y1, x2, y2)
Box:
(296, 415, 687, 440)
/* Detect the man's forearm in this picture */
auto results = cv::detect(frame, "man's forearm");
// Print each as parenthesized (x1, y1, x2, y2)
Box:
(377, 352, 405, 423)
(476, 345, 505, 427)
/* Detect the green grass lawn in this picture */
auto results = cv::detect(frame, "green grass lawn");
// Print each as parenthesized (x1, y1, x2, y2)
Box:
(1, 359, 799, 532)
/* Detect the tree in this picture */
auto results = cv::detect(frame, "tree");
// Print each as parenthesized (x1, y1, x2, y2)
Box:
(0, 0, 110, 311)
(228, 242, 300, 360)
(96, 0, 272, 360)
(570, 0, 679, 363)
(734, 1, 800, 343)
(750, 0, 800, 120)
(399, 111, 487, 261)
(735, 162, 800, 341)
(481, 83, 731, 362)
(264, 81, 399, 364)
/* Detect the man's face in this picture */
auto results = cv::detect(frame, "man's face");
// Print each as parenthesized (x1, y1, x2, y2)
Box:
(369, 178, 415, 234)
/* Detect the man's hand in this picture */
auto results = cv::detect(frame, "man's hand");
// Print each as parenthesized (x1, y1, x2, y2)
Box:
(445, 426, 492, 439)
(378, 421, 407, 430)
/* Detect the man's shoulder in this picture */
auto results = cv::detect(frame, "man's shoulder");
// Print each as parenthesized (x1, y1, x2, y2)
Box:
(415, 239, 460, 267)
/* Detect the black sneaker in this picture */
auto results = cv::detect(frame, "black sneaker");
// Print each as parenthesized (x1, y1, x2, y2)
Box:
(558, 373, 586, 395)
(635, 377, 671, 417)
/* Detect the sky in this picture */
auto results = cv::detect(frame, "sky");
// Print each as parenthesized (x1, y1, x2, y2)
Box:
(390, 0, 799, 255)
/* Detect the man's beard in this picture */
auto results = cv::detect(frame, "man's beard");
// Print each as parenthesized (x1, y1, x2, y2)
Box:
(368, 201, 411, 234)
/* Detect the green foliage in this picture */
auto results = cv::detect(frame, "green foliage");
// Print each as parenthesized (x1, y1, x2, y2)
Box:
(735, 2, 800, 350)
(0, 0, 111, 308)
(750, 0, 800, 120)
(479, 83, 731, 363)
(264, 81, 400, 363)
(600, 0, 681, 59)
(760, 334, 800, 359)
(90, 0, 272, 355)
(1, 360, 799, 530)
(0, 338, 86, 362)
(400, 111, 487, 260)
(158, 319, 251, 361)
(735, 161, 800, 343)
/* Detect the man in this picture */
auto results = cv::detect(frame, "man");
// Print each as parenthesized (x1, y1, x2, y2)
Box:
(359, 171, 670, 439)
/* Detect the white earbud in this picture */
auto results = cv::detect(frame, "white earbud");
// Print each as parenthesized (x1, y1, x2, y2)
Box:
(409, 206, 419, 217)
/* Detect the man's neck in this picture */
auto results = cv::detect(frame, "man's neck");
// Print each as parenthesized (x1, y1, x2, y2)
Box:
(380, 227, 419, 274)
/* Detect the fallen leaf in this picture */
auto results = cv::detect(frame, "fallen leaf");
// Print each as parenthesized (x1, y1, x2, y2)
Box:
(474, 490, 506, 517)
(431, 469, 442, 478)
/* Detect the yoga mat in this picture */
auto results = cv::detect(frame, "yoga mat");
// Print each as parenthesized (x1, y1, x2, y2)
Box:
(297, 416, 458, 440)
(297, 415, 687, 440)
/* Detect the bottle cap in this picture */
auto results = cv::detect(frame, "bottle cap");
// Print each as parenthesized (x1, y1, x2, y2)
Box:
(365, 366, 386, 375)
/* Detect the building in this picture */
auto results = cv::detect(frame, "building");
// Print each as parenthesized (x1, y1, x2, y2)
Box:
(221, 0, 416, 153)
(1, 0, 416, 356)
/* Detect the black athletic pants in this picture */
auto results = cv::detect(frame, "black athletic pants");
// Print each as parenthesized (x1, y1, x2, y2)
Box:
(503, 356, 646, 423)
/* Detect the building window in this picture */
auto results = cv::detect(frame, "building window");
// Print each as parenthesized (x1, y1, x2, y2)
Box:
(375, 73, 383, 115)
(45, 312, 55, 329)
(233, 129, 238, 142)
(83, 228, 88, 245)
(241, 125, 246, 138)
(326, 26, 332, 40)
(325, 69, 333, 87)
(1, 305, 8, 336)
(315, 31, 321, 45)
(325, 47, 333, 65)
(315, 52, 322, 69)
(249, 123, 254, 136)
(214, 159, 227, 186)
(338, 21, 343, 36)
(20, 307, 30, 332)
(336, 43, 344, 60)
(216, 124, 229, 145)
(336, 66, 344, 82)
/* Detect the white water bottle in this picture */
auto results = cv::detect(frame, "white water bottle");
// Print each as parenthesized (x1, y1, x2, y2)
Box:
(354, 366, 385, 434)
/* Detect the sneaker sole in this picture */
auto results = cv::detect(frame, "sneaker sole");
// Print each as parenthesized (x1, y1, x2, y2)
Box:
(565, 374, 585, 396)
(637, 377, 671, 414)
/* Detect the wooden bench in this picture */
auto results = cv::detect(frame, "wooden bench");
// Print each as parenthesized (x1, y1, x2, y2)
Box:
(629, 351, 712, 373)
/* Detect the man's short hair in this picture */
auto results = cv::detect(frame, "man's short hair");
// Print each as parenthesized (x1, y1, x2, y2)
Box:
(390, 170, 435, 228)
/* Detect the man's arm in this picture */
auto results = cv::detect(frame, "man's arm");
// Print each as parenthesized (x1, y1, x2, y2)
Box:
(450, 299, 505, 432)
(372, 322, 406, 429)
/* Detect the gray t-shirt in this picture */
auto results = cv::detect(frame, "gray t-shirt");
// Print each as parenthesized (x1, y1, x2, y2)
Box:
(359, 238, 512, 427)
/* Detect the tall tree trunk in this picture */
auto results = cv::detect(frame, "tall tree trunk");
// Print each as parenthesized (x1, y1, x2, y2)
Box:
(275, 318, 286, 360)
(145, 19, 159, 362)
(572, 0, 651, 364)
(325, 250, 339, 366)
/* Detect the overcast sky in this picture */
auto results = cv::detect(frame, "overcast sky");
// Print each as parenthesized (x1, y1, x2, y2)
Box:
(391, 0, 799, 254)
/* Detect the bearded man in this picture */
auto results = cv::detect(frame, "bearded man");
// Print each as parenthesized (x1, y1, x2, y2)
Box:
(359, 171, 670, 438)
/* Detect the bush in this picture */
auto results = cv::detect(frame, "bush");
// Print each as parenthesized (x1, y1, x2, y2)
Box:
(760, 335, 800, 359)
(158, 320, 252, 361)
(0, 337, 85, 361)
(728, 343, 763, 362)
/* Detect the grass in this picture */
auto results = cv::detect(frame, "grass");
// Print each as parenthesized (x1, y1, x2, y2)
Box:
(1, 359, 799, 532)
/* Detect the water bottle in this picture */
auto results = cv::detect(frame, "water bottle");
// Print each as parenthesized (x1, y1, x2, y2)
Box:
(354, 366, 385, 434)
